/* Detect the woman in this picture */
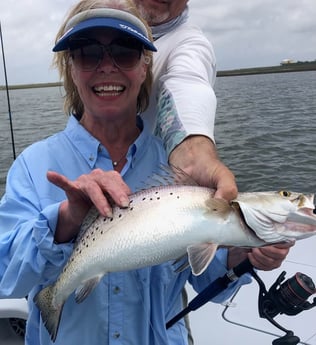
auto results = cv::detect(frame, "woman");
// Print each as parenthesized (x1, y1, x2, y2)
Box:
(0, 1, 251, 344)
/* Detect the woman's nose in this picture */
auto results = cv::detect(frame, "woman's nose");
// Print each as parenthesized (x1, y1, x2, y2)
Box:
(96, 51, 118, 72)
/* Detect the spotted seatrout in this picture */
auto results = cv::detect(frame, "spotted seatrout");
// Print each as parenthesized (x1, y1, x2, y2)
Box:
(34, 187, 316, 341)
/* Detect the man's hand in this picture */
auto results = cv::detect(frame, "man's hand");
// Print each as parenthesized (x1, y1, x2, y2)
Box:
(169, 135, 238, 201)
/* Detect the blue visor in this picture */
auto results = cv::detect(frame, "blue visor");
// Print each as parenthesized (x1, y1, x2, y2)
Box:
(53, 12, 156, 52)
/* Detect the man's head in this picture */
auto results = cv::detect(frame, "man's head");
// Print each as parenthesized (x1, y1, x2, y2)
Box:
(134, 0, 189, 26)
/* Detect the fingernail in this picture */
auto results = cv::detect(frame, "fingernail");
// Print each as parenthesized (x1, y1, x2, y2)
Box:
(120, 197, 130, 208)
(104, 207, 113, 218)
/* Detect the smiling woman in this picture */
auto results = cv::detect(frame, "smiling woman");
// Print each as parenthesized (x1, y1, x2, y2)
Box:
(0, 0, 251, 344)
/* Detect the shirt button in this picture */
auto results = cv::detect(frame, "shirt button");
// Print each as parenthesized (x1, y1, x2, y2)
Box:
(113, 332, 120, 339)
(113, 286, 120, 294)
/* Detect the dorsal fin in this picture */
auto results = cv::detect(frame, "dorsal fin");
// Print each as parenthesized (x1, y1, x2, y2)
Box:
(137, 164, 199, 191)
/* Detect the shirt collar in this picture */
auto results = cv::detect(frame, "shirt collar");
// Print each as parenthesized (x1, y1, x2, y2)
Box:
(64, 115, 100, 168)
(64, 115, 151, 170)
(151, 6, 189, 40)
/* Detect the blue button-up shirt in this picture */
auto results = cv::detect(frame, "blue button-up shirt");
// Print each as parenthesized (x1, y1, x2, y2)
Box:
(0, 116, 250, 345)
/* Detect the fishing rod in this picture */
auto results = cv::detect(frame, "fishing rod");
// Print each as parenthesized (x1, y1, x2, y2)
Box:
(166, 258, 254, 329)
(166, 258, 316, 345)
(0, 20, 16, 160)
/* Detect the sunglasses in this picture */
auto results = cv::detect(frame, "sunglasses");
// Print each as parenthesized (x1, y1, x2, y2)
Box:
(69, 37, 143, 71)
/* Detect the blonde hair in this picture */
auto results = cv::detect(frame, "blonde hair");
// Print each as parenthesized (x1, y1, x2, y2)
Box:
(53, 0, 153, 117)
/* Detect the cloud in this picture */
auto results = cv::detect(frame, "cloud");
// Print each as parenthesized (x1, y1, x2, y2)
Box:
(189, 0, 316, 68)
(1, 0, 315, 84)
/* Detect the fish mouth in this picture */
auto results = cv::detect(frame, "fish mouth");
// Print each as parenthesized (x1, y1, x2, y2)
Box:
(300, 207, 316, 217)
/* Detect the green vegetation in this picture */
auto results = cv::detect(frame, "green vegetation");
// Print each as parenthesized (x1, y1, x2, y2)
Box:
(0, 82, 62, 90)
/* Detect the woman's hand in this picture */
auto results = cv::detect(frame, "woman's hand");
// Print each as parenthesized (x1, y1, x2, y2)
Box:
(227, 242, 295, 271)
(248, 242, 295, 271)
(47, 169, 131, 243)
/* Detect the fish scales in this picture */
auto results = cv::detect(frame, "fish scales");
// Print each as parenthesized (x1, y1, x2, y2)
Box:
(34, 187, 316, 342)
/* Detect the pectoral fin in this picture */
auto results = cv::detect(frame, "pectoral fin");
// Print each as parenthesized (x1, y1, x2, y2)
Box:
(75, 276, 102, 303)
(187, 243, 218, 276)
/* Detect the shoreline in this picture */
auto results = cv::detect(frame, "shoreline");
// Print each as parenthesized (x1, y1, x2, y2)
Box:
(1, 63, 316, 90)
(217, 62, 316, 77)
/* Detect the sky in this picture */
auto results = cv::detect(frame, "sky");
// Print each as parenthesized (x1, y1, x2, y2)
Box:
(0, 0, 315, 85)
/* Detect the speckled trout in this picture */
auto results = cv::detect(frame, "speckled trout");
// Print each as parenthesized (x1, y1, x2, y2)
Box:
(34, 187, 316, 341)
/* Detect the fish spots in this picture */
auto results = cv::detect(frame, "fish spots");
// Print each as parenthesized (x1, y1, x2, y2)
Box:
(169, 191, 180, 199)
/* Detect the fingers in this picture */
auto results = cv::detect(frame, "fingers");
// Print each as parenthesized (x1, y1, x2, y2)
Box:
(77, 169, 131, 216)
(47, 170, 81, 195)
(248, 242, 295, 271)
(47, 169, 131, 217)
(212, 162, 238, 201)
(213, 178, 238, 201)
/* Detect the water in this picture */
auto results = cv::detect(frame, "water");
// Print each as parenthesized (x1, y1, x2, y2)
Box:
(0, 87, 66, 196)
(0, 71, 315, 197)
(214, 71, 316, 193)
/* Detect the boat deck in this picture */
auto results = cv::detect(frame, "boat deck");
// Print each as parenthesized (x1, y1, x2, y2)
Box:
(0, 298, 28, 345)
(0, 319, 24, 345)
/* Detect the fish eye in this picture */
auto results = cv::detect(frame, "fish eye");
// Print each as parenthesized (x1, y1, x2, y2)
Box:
(279, 190, 291, 197)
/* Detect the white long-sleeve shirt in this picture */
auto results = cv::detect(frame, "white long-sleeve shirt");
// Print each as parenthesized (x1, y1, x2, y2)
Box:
(141, 16, 217, 156)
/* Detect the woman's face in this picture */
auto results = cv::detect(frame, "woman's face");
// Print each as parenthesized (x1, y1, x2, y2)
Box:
(70, 29, 148, 124)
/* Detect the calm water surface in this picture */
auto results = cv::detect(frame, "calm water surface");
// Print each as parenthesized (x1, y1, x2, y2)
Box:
(0, 71, 315, 197)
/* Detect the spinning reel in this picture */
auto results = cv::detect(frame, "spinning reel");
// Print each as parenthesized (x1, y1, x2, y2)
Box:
(251, 269, 316, 345)
(166, 259, 316, 345)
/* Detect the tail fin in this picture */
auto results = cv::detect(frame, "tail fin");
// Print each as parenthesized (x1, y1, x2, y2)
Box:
(33, 285, 64, 342)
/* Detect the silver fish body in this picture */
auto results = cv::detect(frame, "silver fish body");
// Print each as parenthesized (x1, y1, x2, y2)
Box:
(34, 186, 316, 341)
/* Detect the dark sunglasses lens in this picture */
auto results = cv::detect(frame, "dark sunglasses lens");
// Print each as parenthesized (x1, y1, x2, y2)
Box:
(110, 44, 141, 70)
(72, 44, 103, 71)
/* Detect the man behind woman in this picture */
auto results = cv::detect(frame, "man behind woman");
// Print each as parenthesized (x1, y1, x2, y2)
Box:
(0, 0, 292, 344)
